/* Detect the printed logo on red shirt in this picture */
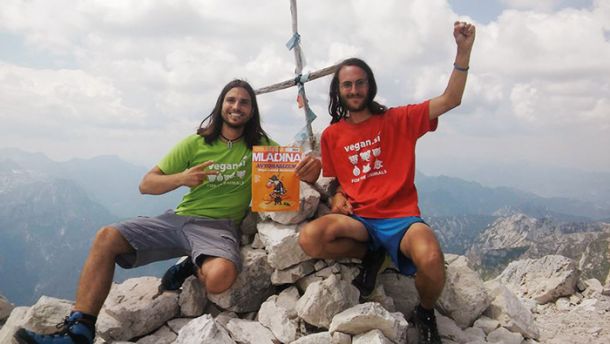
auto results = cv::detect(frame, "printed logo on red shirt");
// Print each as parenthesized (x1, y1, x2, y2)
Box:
(342, 132, 387, 183)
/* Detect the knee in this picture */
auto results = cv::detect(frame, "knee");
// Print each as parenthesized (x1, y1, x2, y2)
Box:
(201, 260, 238, 294)
(92, 226, 128, 254)
(298, 222, 324, 258)
(413, 247, 445, 276)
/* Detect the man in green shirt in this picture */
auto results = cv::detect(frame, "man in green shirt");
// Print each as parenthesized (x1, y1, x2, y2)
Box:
(16, 79, 322, 344)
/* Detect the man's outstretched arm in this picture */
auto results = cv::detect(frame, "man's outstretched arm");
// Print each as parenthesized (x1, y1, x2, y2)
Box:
(139, 161, 218, 195)
(429, 21, 476, 120)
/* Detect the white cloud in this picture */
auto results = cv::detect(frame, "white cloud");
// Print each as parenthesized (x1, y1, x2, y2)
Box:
(0, 0, 608, 173)
(501, 0, 559, 12)
(0, 63, 145, 129)
(472, 4, 610, 133)
(510, 83, 539, 122)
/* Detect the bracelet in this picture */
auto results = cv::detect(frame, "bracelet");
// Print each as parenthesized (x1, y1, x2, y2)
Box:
(453, 63, 469, 72)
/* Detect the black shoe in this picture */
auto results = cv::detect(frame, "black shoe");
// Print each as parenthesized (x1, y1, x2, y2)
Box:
(412, 305, 442, 344)
(14, 311, 95, 344)
(160, 256, 196, 292)
(352, 248, 386, 299)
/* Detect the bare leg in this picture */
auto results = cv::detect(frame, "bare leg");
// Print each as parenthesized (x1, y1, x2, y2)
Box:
(74, 226, 134, 315)
(399, 223, 445, 309)
(299, 214, 369, 259)
(196, 257, 238, 294)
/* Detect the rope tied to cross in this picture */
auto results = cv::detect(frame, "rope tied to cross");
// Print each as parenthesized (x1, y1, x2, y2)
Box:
(255, 0, 341, 152)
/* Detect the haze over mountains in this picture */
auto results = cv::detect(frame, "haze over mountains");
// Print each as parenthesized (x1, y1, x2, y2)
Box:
(0, 147, 183, 219)
(420, 158, 610, 211)
(1, 147, 609, 306)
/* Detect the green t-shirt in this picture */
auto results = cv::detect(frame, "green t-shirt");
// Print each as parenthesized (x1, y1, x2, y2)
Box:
(158, 134, 276, 224)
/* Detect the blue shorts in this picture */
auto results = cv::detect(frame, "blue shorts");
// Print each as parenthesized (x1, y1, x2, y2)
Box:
(352, 215, 426, 276)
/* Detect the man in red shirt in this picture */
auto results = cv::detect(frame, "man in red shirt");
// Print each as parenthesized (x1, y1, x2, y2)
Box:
(299, 21, 475, 344)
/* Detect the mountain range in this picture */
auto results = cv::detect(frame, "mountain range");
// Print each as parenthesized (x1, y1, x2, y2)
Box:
(420, 159, 610, 210)
(1, 147, 609, 306)
(465, 213, 610, 281)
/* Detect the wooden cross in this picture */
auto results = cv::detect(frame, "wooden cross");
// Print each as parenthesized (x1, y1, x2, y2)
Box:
(254, 0, 340, 151)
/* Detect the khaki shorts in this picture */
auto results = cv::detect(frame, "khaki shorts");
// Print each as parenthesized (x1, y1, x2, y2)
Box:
(112, 210, 241, 271)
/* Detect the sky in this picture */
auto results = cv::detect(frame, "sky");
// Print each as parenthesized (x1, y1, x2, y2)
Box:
(1, 0, 609, 178)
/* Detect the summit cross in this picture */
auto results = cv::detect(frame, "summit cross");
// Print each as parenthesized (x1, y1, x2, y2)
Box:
(254, 0, 341, 151)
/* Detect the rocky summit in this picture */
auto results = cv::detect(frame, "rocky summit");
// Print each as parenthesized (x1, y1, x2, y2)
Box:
(1, 180, 610, 343)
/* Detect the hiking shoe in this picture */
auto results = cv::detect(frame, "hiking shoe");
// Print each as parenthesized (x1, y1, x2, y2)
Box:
(14, 311, 95, 344)
(412, 306, 442, 344)
(352, 248, 386, 299)
(160, 256, 196, 292)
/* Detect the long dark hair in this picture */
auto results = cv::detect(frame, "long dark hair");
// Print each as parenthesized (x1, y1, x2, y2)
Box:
(328, 57, 387, 124)
(197, 79, 269, 148)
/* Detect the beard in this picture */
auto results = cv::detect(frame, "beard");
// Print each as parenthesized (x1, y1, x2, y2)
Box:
(223, 119, 247, 129)
(341, 94, 368, 112)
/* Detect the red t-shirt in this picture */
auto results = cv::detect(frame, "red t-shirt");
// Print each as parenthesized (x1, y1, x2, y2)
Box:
(321, 101, 437, 218)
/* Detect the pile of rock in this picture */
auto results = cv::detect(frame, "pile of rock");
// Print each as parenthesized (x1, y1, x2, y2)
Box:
(1, 294, 15, 331)
(1, 181, 609, 343)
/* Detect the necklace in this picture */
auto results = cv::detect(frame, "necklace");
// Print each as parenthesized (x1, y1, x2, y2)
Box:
(220, 133, 243, 149)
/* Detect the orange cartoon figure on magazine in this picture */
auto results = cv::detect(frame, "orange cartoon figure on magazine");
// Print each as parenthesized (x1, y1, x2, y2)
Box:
(266, 175, 287, 205)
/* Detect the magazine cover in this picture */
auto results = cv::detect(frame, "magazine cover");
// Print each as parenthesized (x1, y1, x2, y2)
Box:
(251, 146, 302, 212)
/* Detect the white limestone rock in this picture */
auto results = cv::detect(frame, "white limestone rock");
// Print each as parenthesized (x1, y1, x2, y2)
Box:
(572, 298, 598, 312)
(297, 263, 359, 294)
(291, 331, 332, 344)
(258, 293, 299, 343)
(495, 255, 579, 304)
(330, 331, 351, 344)
(313, 176, 336, 199)
(437, 255, 491, 328)
(207, 246, 274, 312)
(436, 312, 470, 343)
(378, 272, 420, 316)
(251, 232, 265, 249)
(555, 297, 572, 311)
(174, 314, 235, 344)
(214, 311, 238, 332)
(314, 260, 328, 271)
(179, 275, 207, 317)
(97, 276, 179, 341)
(486, 326, 523, 344)
(296, 264, 341, 292)
(0, 306, 29, 344)
(135, 324, 176, 344)
(329, 302, 407, 343)
(0, 295, 15, 323)
(166, 318, 192, 334)
(603, 272, 610, 296)
(277, 287, 300, 317)
(366, 285, 396, 312)
(580, 278, 603, 298)
(472, 316, 501, 335)
(352, 329, 393, 344)
(463, 326, 486, 342)
(484, 280, 540, 339)
(257, 221, 311, 270)
(17, 296, 73, 335)
(272, 260, 316, 285)
(226, 318, 278, 344)
(296, 274, 359, 329)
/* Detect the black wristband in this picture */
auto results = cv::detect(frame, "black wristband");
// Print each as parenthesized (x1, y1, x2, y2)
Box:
(453, 63, 469, 72)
